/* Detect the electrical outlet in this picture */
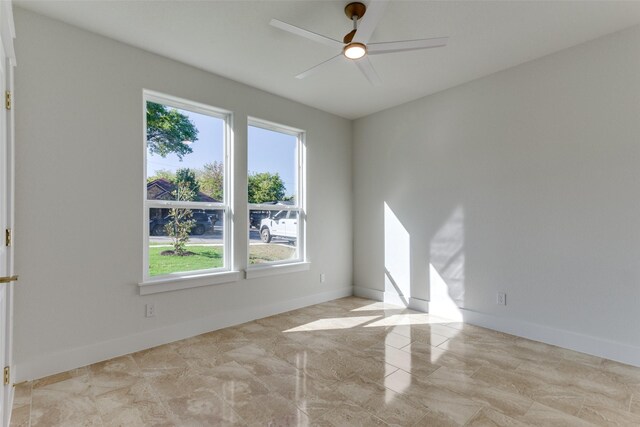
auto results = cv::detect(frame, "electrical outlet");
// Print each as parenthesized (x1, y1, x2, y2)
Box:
(496, 293, 506, 306)
(320, 273, 326, 283)
(145, 303, 155, 318)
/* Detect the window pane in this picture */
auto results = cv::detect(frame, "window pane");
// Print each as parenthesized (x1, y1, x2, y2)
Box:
(249, 209, 299, 265)
(148, 207, 224, 276)
(147, 102, 224, 203)
(248, 125, 297, 205)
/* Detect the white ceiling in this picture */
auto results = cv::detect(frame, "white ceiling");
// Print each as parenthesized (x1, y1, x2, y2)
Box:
(14, 0, 640, 119)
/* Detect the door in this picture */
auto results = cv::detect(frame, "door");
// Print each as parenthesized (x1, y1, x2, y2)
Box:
(0, 3, 15, 425)
(0, 38, 6, 425)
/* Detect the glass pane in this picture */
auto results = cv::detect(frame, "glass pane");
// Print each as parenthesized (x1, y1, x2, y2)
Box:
(249, 209, 298, 265)
(148, 207, 224, 276)
(247, 125, 297, 205)
(147, 101, 224, 202)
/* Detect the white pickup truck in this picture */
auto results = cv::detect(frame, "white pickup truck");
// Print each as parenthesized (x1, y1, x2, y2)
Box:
(260, 210, 298, 243)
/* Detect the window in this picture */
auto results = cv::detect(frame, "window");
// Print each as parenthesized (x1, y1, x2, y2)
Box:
(247, 119, 305, 267)
(143, 91, 231, 281)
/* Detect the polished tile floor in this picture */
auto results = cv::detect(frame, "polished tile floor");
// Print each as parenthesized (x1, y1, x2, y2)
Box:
(10, 297, 640, 426)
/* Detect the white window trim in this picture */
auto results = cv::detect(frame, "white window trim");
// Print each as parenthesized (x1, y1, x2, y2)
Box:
(139, 270, 242, 295)
(246, 118, 307, 274)
(141, 90, 235, 293)
(245, 261, 310, 280)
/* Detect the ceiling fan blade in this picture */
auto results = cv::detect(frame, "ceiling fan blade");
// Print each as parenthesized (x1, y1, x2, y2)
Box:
(270, 19, 343, 49)
(296, 54, 344, 79)
(368, 37, 449, 55)
(355, 57, 381, 86)
(352, 0, 389, 44)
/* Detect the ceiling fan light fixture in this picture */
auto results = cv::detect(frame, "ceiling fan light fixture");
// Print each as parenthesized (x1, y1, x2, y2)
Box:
(343, 42, 367, 60)
(269, 0, 449, 85)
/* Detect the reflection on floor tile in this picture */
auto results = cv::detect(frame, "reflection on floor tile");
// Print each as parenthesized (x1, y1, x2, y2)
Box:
(10, 296, 640, 426)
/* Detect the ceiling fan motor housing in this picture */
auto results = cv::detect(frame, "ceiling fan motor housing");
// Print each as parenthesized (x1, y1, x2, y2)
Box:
(344, 2, 366, 20)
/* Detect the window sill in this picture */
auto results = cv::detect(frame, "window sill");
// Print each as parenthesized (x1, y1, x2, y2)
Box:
(245, 261, 310, 280)
(138, 270, 242, 295)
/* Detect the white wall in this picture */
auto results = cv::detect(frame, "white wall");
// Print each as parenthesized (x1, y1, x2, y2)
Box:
(13, 8, 352, 381)
(353, 25, 640, 365)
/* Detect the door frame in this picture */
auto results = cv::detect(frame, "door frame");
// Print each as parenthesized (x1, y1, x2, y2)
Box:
(0, 2, 16, 426)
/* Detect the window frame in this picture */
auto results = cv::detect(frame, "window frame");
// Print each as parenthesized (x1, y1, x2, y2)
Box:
(142, 90, 234, 283)
(246, 117, 306, 271)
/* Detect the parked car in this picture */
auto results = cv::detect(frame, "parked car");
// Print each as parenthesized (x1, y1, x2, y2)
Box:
(150, 211, 212, 236)
(249, 210, 270, 229)
(250, 201, 294, 229)
(259, 210, 298, 243)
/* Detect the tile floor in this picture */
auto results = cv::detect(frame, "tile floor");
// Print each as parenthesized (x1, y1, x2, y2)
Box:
(9, 297, 640, 426)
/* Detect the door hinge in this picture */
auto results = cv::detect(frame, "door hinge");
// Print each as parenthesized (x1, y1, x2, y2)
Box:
(5, 91, 11, 110)
(5, 229, 10, 247)
(3, 367, 9, 385)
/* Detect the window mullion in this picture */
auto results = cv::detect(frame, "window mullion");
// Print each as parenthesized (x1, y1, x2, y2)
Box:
(146, 200, 225, 209)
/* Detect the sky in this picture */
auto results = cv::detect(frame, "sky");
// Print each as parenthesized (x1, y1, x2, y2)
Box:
(248, 125, 297, 197)
(146, 106, 297, 198)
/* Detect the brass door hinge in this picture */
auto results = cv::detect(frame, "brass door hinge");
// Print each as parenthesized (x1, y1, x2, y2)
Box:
(3, 367, 9, 385)
(5, 229, 10, 247)
(5, 91, 10, 110)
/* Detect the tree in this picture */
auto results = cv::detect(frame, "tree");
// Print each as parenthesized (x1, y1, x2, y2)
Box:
(164, 168, 199, 256)
(248, 172, 286, 204)
(175, 168, 200, 197)
(165, 182, 196, 256)
(147, 169, 175, 183)
(198, 161, 224, 201)
(146, 102, 199, 160)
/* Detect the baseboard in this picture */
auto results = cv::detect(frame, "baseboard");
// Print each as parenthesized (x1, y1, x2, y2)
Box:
(459, 308, 640, 368)
(352, 288, 640, 367)
(353, 287, 428, 313)
(382, 291, 408, 307)
(408, 297, 429, 312)
(353, 286, 383, 301)
(15, 286, 353, 382)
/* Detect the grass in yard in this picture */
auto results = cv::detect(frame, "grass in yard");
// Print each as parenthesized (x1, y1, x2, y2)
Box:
(149, 243, 296, 275)
(249, 244, 296, 264)
(149, 245, 223, 276)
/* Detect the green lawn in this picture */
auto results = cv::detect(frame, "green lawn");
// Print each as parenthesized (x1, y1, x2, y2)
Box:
(149, 245, 223, 276)
(149, 243, 297, 276)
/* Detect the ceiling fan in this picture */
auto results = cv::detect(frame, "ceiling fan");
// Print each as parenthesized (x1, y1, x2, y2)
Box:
(270, 1, 448, 86)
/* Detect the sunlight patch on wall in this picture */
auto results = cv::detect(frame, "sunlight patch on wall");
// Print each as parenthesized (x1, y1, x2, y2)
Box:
(384, 202, 411, 303)
(429, 265, 463, 322)
(429, 206, 465, 321)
